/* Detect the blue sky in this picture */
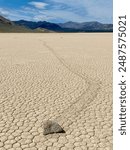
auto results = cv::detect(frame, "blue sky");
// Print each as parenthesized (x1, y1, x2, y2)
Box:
(0, 0, 113, 23)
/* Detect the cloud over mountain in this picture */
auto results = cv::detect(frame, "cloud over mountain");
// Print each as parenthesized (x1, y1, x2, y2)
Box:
(28, 1, 48, 9)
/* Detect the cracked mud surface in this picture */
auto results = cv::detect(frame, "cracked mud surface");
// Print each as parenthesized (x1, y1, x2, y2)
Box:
(0, 33, 112, 150)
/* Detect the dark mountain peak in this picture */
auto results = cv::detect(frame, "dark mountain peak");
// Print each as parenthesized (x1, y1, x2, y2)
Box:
(65, 21, 77, 24)
(38, 21, 62, 31)
(17, 20, 29, 22)
(14, 20, 62, 31)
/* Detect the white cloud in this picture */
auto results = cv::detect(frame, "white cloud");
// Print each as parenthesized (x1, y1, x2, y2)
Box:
(33, 15, 54, 21)
(29, 1, 48, 9)
(0, 7, 35, 21)
(0, 8, 9, 17)
(39, 10, 87, 22)
(50, 0, 113, 23)
(0, 0, 112, 23)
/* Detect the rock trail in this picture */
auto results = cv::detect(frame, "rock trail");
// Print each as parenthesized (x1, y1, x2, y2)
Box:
(42, 41, 101, 124)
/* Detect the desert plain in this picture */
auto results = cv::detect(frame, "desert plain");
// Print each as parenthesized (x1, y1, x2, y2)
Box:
(0, 33, 112, 150)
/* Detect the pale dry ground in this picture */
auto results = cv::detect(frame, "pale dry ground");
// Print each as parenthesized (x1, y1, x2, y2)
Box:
(0, 33, 112, 150)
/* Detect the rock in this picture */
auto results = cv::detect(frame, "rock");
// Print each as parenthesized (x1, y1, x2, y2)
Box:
(43, 120, 65, 135)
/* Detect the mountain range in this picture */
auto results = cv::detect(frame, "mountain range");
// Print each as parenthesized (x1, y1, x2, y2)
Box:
(0, 15, 52, 33)
(0, 15, 113, 33)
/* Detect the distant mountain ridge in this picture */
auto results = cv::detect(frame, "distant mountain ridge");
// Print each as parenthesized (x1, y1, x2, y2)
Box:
(0, 15, 113, 32)
(14, 20, 113, 32)
(58, 21, 113, 31)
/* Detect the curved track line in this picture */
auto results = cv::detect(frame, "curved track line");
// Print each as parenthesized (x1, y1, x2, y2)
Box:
(42, 41, 102, 123)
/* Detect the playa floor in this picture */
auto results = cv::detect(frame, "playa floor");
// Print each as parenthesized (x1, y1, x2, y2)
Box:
(0, 33, 112, 150)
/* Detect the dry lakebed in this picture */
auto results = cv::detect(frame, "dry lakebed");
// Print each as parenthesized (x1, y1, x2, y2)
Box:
(0, 33, 112, 150)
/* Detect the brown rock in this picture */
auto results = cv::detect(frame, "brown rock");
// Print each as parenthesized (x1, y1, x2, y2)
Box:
(43, 120, 65, 135)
